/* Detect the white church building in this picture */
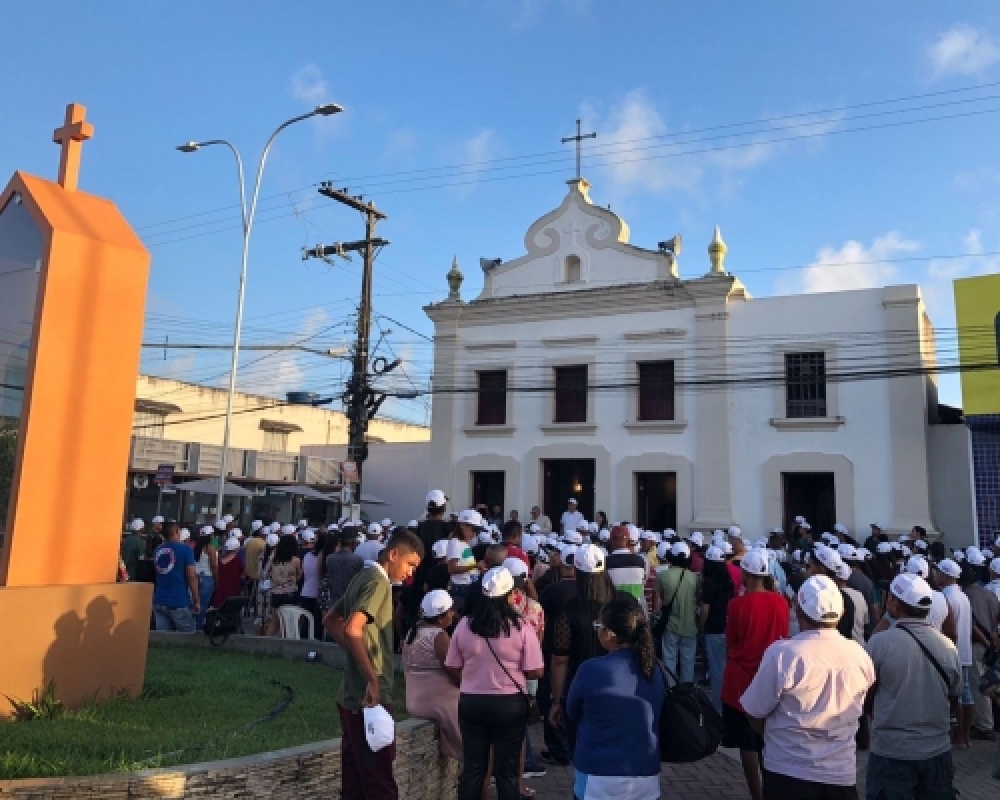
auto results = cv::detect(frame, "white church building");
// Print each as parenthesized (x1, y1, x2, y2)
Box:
(423, 177, 977, 542)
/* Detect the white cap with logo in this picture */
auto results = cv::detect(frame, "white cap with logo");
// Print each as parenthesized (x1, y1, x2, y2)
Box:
(457, 509, 485, 530)
(905, 554, 930, 579)
(798, 575, 844, 623)
(503, 557, 529, 578)
(481, 566, 514, 598)
(574, 543, 606, 574)
(421, 589, 454, 618)
(890, 573, 933, 609)
(740, 548, 770, 576)
(936, 558, 962, 579)
(431, 540, 449, 559)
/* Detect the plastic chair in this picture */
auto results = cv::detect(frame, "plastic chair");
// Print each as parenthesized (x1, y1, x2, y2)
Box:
(277, 605, 314, 640)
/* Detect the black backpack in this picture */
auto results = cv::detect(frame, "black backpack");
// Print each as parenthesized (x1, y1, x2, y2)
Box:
(203, 596, 249, 645)
(657, 661, 724, 763)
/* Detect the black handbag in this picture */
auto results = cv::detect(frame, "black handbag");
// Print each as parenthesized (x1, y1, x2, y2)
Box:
(203, 596, 249, 645)
(657, 660, 724, 763)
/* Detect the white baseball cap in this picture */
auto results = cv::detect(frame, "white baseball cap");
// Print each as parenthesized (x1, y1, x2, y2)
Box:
(656, 542, 671, 560)
(522, 534, 539, 555)
(381, 518, 392, 528)
(214, 519, 228, 531)
(426, 489, 447, 507)
(420, 589, 453, 618)
(528, 523, 541, 534)
(728, 526, 742, 538)
(567, 497, 578, 505)
(231, 528, 243, 539)
(130, 519, 145, 532)
(990, 557, 1000, 575)
(200, 525, 213, 536)
(503, 557, 529, 578)
(627, 525, 640, 544)
(914, 539, 928, 551)
(301, 530, 316, 543)
(482, 566, 515, 598)
(905, 554, 930, 579)
(740, 548, 770, 577)
(367, 522, 383, 536)
(640, 531, 658, 542)
(814, 545, 844, 574)
(574, 543, 606, 574)
(798, 575, 844, 623)
(270, 522, 282, 533)
(663, 528, 676, 538)
(563, 531, 584, 545)
(837, 543, 857, 561)
(877, 542, 893, 554)
(408, 519, 419, 529)
(833, 523, 847, 535)
(265, 533, 280, 547)
(457, 509, 485, 530)
(966, 547, 985, 566)
(670, 541, 691, 559)
(223, 537, 240, 552)
(834, 561, 852, 581)
(598, 529, 610, 542)
(178, 528, 190, 541)
(251, 520, 263, 531)
(705, 545, 725, 563)
(794, 515, 805, 525)
(689, 532, 705, 547)
(281, 524, 297, 536)
(431, 540, 449, 559)
(152, 515, 164, 524)
(935, 558, 962, 579)
(720, 541, 734, 556)
(890, 573, 934, 609)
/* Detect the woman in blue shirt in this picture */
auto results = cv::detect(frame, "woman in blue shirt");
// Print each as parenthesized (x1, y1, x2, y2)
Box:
(565, 596, 665, 800)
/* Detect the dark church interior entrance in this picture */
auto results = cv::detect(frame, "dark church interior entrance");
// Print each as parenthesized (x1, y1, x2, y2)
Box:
(635, 472, 677, 531)
(471, 471, 505, 515)
(782, 472, 836, 534)
(543, 459, 595, 524)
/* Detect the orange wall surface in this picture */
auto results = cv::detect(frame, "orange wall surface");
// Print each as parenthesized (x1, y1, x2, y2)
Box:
(0, 172, 149, 587)
(0, 582, 152, 715)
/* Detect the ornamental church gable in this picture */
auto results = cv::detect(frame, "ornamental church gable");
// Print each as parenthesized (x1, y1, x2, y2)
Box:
(478, 178, 678, 300)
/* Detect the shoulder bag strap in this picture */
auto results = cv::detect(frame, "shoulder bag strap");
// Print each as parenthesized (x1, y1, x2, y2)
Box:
(483, 635, 529, 699)
(665, 569, 686, 611)
(897, 624, 950, 691)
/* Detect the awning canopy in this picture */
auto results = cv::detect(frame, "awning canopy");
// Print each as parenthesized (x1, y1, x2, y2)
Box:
(266, 484, 337, 501)
(174, 477, 255, 497)
(259, 419, 304, 433)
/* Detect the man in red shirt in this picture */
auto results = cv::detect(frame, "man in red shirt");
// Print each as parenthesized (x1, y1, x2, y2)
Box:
(501, 520, 531, 569)
(721, 548, 789, 800)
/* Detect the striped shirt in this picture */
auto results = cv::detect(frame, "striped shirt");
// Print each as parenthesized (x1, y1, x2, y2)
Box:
(606, 550, 648, 605)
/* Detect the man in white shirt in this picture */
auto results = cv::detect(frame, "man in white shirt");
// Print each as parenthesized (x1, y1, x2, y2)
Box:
(529, 505, 552, 534)
(354, 523, 385, 563)
(741, 575, 875, 800)
(559, 498, 584, 535)
(447, 509, 483, 603)
(934, 558, 975, 748)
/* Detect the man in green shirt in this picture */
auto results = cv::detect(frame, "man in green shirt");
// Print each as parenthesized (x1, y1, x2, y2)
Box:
(325, 529, 424, 800)
(120, 519, 145, 581)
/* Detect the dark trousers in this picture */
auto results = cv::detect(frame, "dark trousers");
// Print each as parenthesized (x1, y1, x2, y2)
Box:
(865, 751, 955, 800)
(537, 674, 571, 764)
(338, 703, 398, 800)
(763, 769, 858, 800)
(458, 693, 527, 800)
(299, 596, 320, 639)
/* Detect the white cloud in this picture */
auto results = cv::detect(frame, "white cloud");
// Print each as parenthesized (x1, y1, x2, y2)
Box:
(928, 23, 1000, 78)
(954, 167, 1000, 191)
(789, 231, 922, 294)
(267, 308, 333, 396)
(450, 128, 504, 198)
(384, 127, 418, 160)
(290, 64, 329, 106)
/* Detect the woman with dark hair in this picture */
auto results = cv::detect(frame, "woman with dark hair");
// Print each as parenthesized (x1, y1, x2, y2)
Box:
(700, 545, 734, 711)
(212, 536, 244, 608)
(595, 511, 609, 532)
(445, 566, 544, 800)
(193, 527, 217, 628)
(265, 534, 302, 635)
(566, 596, 666, 799)
(403, 589, 461, 759)
(547, 544, 614, 736)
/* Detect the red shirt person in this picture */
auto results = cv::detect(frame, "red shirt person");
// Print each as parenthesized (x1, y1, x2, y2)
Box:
(721, 548, 789, 800)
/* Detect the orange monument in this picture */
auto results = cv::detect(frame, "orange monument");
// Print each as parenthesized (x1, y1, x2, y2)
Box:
(0, 104, 153, 714)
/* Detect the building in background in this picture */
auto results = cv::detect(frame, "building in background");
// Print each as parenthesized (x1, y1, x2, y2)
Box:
(425, 177, 976, 544)
(126, 375, 429, 527)
(955, 273, 1000, 546)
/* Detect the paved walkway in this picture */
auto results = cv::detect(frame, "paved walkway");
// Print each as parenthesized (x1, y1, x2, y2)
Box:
(524, 726, 999, 799)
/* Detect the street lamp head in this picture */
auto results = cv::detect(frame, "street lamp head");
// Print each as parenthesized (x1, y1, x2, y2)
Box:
(314, 103, 344, 117)
(176, 142, 200, 153)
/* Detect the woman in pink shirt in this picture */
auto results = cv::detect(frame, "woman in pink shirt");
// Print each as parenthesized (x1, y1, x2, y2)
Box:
(446, 566, 545, 800)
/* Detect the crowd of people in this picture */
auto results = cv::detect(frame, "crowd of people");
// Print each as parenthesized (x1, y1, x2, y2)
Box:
(122, 496, 1000, 800)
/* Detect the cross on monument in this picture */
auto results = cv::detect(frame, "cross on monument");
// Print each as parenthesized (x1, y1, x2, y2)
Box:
(561, 118, 597, 181)
(52, 103, 94, 192)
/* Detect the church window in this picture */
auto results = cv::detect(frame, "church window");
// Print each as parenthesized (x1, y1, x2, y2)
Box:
(476, 370, 507, 425)
(564, 254, 582, 283)
(638, 360, 675, 421)
(554, 365, 588, 423)
(785, 352, 827, 418)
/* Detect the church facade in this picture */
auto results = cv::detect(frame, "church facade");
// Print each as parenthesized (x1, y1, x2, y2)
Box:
(424, 178, 976, 541)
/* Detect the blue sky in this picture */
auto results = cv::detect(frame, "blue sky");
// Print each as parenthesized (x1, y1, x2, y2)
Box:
(3, 1, 1000, 423)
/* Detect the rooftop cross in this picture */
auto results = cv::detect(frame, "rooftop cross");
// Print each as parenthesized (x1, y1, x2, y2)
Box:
(52, 103, 94, 191)
(561, 118, 597, 181)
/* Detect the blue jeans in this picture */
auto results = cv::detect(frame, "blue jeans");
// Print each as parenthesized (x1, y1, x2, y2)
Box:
(195, 574, 215, 629)
(704, 632, 726, 712)
(662, 631, 697, 685)
(153, 605, 195, 632)
(865, 751, 954, 799)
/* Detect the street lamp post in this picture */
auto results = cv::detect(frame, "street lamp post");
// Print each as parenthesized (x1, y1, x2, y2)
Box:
(177, 103, 343, 522)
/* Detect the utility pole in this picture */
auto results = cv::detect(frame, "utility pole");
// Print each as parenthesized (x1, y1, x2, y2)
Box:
(303, 182, 390, 500)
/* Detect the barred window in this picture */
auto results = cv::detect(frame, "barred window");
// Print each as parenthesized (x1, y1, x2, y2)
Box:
(133, 410, 165, 439)
(476, 370, 507, 425)
(785, 352, 827, 418)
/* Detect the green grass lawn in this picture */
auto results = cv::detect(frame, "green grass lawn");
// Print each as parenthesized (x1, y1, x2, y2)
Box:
(0, 643, 404, 780)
